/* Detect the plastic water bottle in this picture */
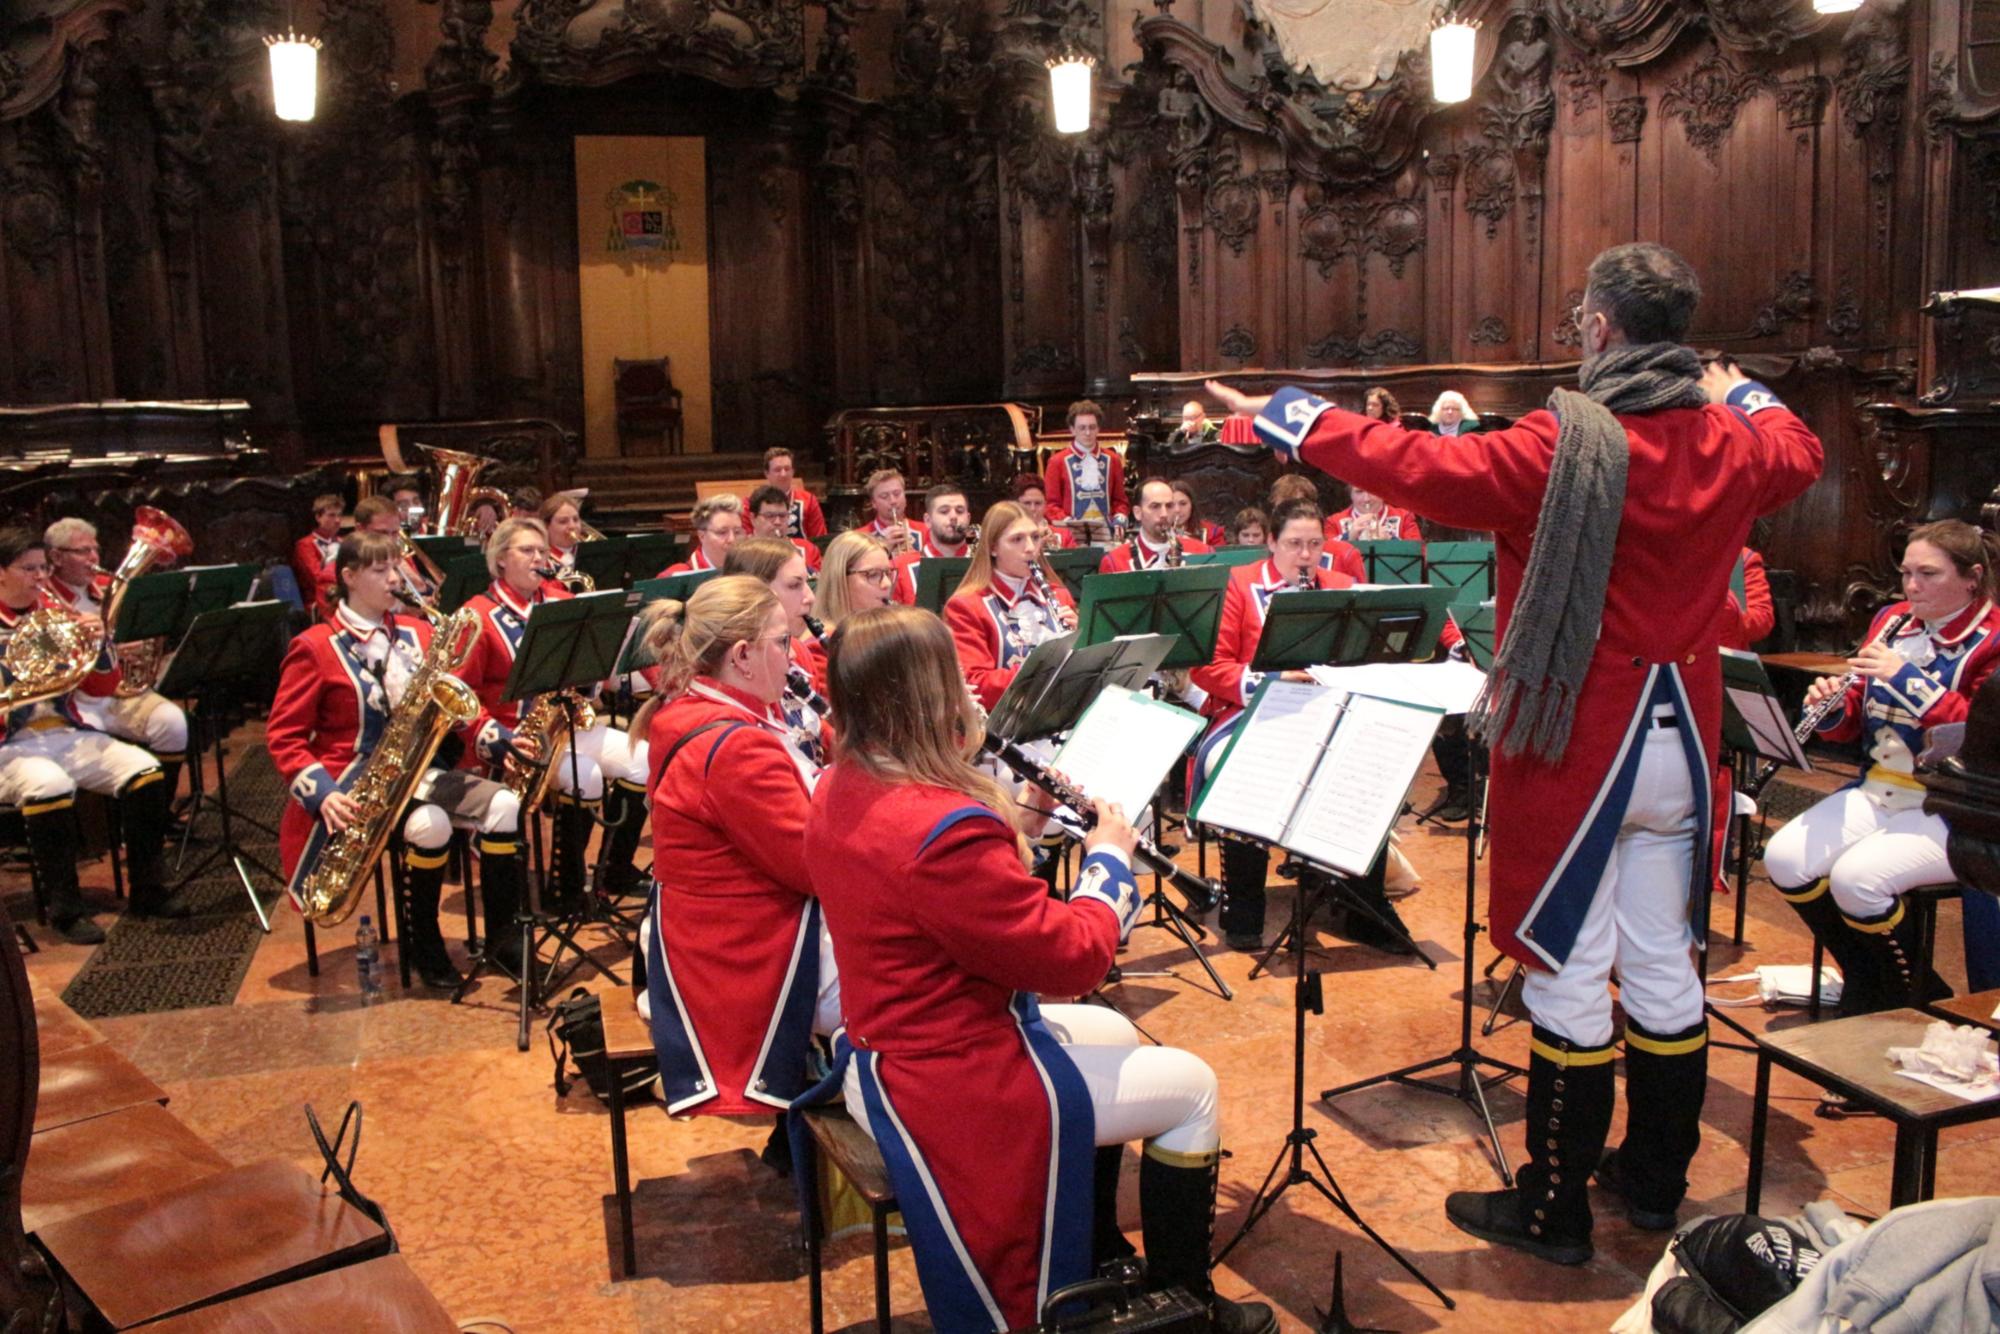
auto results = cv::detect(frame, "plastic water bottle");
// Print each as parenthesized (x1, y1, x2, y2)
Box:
(354, 915, 383, 1002)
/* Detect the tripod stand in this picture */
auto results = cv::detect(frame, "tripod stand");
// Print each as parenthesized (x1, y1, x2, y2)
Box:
(1215, 863, 1453, 1310)
(1248, 852, 1435, 984)
(1318, 752, 1526, 1186)
(1116, 805, 1234, 1001)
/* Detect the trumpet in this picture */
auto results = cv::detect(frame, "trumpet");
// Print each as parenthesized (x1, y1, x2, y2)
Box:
(1747, 612, 1915, 798)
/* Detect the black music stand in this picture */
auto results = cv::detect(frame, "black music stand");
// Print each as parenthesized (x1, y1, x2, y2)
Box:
(155, 599, 290, 928)
(913, 556, 973, 614)
(434, 551, 491, 615)
(1074, 566, 1230, 671)
(633, 569, 720, 605)
(623, 532, 680, 582)
(410, 534, 476, 569)
(456, 591, 635, 1050)
(1044, 546, 1108, 601)
(1425, 540, 1497, 606)
(574, 537, 631, 592)
(1355, 539, 1424, 585)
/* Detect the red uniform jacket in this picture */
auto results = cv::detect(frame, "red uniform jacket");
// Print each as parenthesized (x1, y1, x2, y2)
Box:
(265, 605, 502, 884)
(1189, 561, 1354, 731)
(1319, 538, 1366, 581)
(789, 486, 827, 540)
(944, 573, 1076, 709)
(0, 592, 121, 743)
(806, 765, 1135, 1332)
(1326, 506, 1424, 544)
(645, 680, 822, 1115)
(788, 535, 823, 573)
(1257, 380, 1822, 969)
(1719, 548, 1775, 651)
(1817, 599, 2000, 782)
(660, 545, 721, 578)
(458, 579, 570, 742)
(1041, 446, 1128, 524)
(45, 571, 111, 615)
(890, 534, 973, 607)
(1095, 535, 1213, 573)
(291, 534, 341, 615)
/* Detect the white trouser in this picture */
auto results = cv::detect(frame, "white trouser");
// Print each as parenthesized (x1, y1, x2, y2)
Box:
(595, 725, 649, 790)
(843, 1003, 1221, 1156)
(554, 719, 646, 802)
(0, 725, 159, 805)
(1762, 784, 1954, 919)
(402, 768, 522, 849)
(635, 912, 842, 1036)
(1523, 721, 1704, 1048)
(78, 692, 188, 756)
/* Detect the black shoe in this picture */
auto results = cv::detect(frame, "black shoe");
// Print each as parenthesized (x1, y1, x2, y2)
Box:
(1209, 1295, 1278, 1333)
(130, 886, 197, 919)
(54, 915, 106, 946)
(1225, 930, 1264, 952)
(600, 862, 652, 899)
(1445, 1187, 1592, 1265)
(759, 1118, 793, 1178)
(1423, 785, 1471, 823)
(415, 954, 463, 989)
(1593, 1148, 1678, 1231)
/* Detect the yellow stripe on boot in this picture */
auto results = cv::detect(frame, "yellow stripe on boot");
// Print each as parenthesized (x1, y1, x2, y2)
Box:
(1529, 1037, 1617, 1068)
(1844, 901, 1906, 935)
(1625, 1027, 1708, 1058)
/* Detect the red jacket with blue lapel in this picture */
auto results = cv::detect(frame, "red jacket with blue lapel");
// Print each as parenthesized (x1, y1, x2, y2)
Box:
(459, 579, 572, 744)
(1256, 380, 1822, 969)
(1040, 446, 1128, 524)
(891, 532, 973, 607)
(943, 573, 1076, 710)
(1095, 534, 1213, 573)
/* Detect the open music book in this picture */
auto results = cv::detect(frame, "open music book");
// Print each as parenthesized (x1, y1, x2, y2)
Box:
(1192, 678, 1443, 877)
(1722, 646, 1812, 771)
(1050, 685, 1204, 817)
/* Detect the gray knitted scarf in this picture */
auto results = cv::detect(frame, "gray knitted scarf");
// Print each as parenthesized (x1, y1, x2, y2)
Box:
(1467, 341, 1709, 764)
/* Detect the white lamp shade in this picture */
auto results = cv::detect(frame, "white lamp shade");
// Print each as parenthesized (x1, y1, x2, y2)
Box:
(1048, 57, 1094, 135)
(1430, 20, 1477, 104)
(267, 35, 321, 122)
(1813, 0, 1864, 11)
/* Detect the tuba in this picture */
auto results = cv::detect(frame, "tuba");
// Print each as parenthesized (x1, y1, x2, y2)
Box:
(104, 506, 195, 698)
(411, 442, 501, 539)
(293, 608, 484, 926)
(0, 609, 101, 713)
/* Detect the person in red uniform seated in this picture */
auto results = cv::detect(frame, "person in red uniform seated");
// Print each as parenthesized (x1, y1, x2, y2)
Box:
(724, 537, 830, 766)
(1327, 484, 1424, 544)
(944, 501, 1077, 710)
(0, 527, 187, 943)
(1170, 479, 1228, 549)
(540, 492, 590, 588)
(267, 531, 531, 983)
(661, 494, 746, 576)
(1227, 507, 1268, 547)
(1042, 398, 1128, 545)
(635, 574, 840, 1126)
(462, 518, 650, 907)
(1208, 240, 1823, 1263)
(802, 605, 1273, 1334)
(1098, 477, 1213, 573)
(292, 493, 345, 615)
(1010, 473, 1074, 548)
(748, 484, 823, 573)
(816, 532, 896, 639)
(858, 468, 914, 555)
(1266, 475, 1364, 580)
(1188, 500, 1356, 950)
(762, 446, 827, 540)
(890, 483, 975, 606)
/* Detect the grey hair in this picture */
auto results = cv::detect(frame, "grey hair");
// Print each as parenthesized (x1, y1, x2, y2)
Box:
(1430, 391, 1479, 422)
(1584, 242, 1701, 345)
(43, 517, 98, 551)
(690, 493, 742, 532)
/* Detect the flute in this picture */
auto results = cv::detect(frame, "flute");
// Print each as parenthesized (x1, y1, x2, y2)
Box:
(1747, 612, 1915, 797)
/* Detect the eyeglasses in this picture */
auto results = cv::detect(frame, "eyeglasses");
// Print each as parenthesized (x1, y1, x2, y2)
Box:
(853, 567, 895, 584)
(56, 544, 99, 556)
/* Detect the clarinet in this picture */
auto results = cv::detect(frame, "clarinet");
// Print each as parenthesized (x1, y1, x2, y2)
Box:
(1295, 563, 1313, 591)
(1028, 559, 1076, 630)
(802, 612, 827, 645)
(988, 737, 1220, 915)
(1746, 612, 1915, 798)
(788, 617, 832, 718)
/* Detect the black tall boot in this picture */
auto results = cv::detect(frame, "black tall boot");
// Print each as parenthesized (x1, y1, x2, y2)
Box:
(1138, 1147, 1276, 1333)
(1842, 899, 1951, 1015)
(1777, 879, 1874, 1014)
(121, 769, 193, 919)
(26, 797, 99, 944)
(156, 752, 185, 815)
(1446, 1026, 1615, 1266)
(1596, 1019, 1708, 1230)
(1219, 840, 1269, 950)
(1092, 1145, 1136, 1269)
(479, 832, 527, 976)
(550, 796, 596, 913)
(599, 778, 650, 898)
(403, 845, 459, 988)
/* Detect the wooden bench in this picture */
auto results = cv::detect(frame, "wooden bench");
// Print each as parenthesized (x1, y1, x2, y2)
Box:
(23, 1103, 230, 1233)
(34, 1041, 169, 1133)
(129, 1254, 458, 1332)
(799, 1103, 900, 1334)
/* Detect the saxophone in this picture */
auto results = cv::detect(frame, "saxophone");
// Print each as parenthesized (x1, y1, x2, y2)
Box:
(504, 689, 596, 817)
(295, 608, 483, 926)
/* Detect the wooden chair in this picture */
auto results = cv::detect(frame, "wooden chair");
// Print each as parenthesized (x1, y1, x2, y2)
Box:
(600, 983, 659, 1277)
(614, 358, 684, 456)
(130, 1254, 458, 1332)
(799, 1103, 900, 1334)
(34, 1041, 169, 1133)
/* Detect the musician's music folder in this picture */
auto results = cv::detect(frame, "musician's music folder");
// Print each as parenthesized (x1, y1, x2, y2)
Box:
(1192, 678, 1442, 877)
(1050, 685, 1204, 817)
(1723, 647, 1812, 772)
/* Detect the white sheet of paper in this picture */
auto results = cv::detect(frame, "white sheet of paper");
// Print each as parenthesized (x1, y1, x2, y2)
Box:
(1192, 679, 1345, 843)
(1284, 693, 1443, 875)
(1307, 660, 1488, 715)
(1726, 685, 1811, 770)
(1053, 686, 1204, 818)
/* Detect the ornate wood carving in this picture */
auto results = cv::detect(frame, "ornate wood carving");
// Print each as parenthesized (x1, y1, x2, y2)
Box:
(1204, 169, 1259, 257)
(1219, 324, 1256, 362)
(0, 0, 138, 123)
(1750, 271, 1816, 339)
(1558, 53, 1608, 116)
(1297, 195, 1423, 280)
(1659, 46, 1772, 165)
(1302, 328, 1418, 366)
(1776, 75, 1829, 131)
(1552, 289, 1585, 348)
(1462, 146, 1515, 240)
(1470, 316, 1509, 347)
(1834, 0, 1910, 139)
(511, 0, 805, 89)
(1607, 94, 1647, 143)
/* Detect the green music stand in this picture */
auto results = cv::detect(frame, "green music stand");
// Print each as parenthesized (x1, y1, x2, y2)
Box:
(573, 536, 631, 592)
(1046, 546, 1108, 601)
(1184, 546, 1266, 568)
(1075, 566, 1230, 670)
(1357, 539, 1424, 585)
(1451, 602, 1497, 670)
(112, 564, 258, 650)
(1426, 540, 1496, 604)
(410, 534, 477, 567)
(632, 569, 721, 605)
(1249, 586, 1454, 672)
(624, 532, 681, 582)
(435, 550, 491, 615)
(913, 556, 973, 614)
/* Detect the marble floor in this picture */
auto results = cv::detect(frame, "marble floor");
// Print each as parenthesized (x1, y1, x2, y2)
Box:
(18, 740, 2000, 1333)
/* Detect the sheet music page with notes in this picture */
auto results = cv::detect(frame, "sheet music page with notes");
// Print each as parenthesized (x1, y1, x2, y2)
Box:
(1191, 678, 1347, 843)
(1052, 686, 1204, 816)
(1282, 693, 1443, 876)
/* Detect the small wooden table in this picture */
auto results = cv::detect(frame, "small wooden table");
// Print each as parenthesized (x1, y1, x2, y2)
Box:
(1928, 988, 2000, 1033)
(1761, 651, 1850, 678)
(1748, 1007, 2000, 1211)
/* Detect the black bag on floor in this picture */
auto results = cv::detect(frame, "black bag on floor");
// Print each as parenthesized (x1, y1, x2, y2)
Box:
(547, 986, 659, 1105)
(1652, 1214, 1825, 1334)
(1007, 1276, 1210, 1333)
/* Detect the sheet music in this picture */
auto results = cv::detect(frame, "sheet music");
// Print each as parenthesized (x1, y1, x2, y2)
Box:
(1053, 686, 1205, 816)
(1727, 686, 1812, 770)
(1285, 694, 1444, 876)
(1192, 679, 1346, 843)
(1306, 660, 1488, 715)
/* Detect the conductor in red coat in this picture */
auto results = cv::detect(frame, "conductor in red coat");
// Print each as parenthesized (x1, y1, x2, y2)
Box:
(1187, 499, 1354, 950)
(637, 575, 839, 1118)
(801, 606, 1271, 1334)
(1210, 242, 1823, 1263)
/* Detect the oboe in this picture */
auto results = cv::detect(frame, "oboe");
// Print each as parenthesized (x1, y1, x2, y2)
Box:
(988, 737, 1220, 915)
(802, 612, 827, 645)
(1747, 612, 1915, 797)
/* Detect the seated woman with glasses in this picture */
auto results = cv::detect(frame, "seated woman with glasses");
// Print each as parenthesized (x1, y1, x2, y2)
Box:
(817, 531, 896, 636)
